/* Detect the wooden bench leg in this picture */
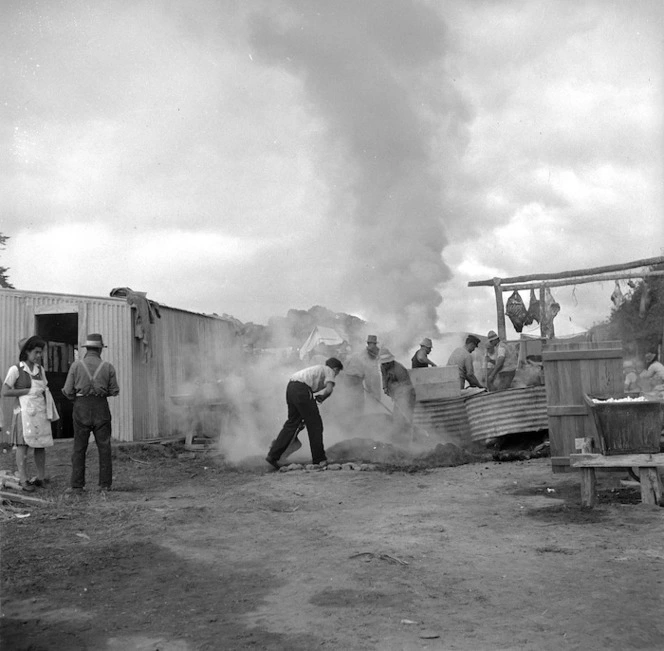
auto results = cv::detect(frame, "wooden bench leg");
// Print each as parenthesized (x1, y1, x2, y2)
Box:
(639, 467, 662, 505)
(579, 468, 596, 507)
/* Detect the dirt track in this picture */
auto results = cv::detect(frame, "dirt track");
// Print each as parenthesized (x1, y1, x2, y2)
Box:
(1, 440, 663, 651)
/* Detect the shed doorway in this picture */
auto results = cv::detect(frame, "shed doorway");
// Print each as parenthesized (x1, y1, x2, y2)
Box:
(35, 313, 78, 439)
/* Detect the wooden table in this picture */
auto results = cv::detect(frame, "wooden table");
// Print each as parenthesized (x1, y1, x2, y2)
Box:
(569, 453, 664, 506)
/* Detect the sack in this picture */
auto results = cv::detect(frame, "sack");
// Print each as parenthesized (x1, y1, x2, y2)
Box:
(505, 291, 528, 332)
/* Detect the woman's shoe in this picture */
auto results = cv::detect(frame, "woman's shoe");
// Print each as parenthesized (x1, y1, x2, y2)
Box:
(19, 482, 36, 493)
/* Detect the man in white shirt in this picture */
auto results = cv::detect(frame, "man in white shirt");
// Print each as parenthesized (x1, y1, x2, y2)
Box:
(266, 357, 343, 470)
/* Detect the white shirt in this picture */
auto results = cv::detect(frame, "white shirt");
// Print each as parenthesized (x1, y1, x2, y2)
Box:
(290, 365, 337, 393)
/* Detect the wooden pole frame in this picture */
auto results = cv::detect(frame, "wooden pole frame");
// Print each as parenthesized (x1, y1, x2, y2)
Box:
(467, 257, 664, 340)
(468, 256, 664, 288)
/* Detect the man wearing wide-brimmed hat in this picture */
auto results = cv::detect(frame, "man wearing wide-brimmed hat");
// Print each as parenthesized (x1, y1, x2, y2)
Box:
(411, 337, 437, 369)
(341, 334, 382, 420)
(485, 330, 510, 391)
(379, 349, 416, 440)
(63, 333, 119, 492)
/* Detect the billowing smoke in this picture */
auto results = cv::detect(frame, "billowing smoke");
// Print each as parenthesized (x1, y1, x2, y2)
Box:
(250, 0, 470, 341)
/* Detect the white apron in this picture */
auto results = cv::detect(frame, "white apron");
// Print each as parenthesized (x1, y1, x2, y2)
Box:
(17, 375, 57, 448)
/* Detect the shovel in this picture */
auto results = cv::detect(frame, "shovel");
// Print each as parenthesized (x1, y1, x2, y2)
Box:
(281, 420, 305, 460)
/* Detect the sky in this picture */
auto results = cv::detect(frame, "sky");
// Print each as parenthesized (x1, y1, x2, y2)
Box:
(2, 0, 663, 345)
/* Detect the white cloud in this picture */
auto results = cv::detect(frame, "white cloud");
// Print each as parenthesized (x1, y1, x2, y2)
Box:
(2, 0, 663, 334)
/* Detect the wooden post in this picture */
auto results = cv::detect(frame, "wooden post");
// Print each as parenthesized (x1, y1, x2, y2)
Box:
(639, 467, 662, 505)
(493, 278, 506, 340)
(579, 469, 597, 506)
(577, 438, 596, 506)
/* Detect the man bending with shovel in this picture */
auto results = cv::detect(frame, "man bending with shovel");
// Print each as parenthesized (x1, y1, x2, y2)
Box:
(379, 349, 417, 442)
(266, 357, 343, 470)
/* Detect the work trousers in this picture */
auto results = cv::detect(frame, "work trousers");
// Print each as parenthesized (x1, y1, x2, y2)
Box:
(269, 381, 326, 464)
(71, 396, 113, 489)
(390, 385, 416, 440)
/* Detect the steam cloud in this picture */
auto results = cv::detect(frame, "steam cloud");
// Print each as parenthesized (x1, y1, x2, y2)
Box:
(250, 0, 470, 341)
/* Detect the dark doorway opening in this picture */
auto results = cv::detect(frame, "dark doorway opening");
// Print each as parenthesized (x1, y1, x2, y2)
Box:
(35, 313, 78, 439)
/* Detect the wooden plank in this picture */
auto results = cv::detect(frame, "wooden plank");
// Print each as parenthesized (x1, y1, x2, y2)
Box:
(639, 468, 662, 505)
(0, 490, 51, 506)
(547, 405, 588, 416)
(499, 270, 664, 292)
(570, 453, 664, 468)
(551, 456, 571, 466)
(542, 349, 624, 361)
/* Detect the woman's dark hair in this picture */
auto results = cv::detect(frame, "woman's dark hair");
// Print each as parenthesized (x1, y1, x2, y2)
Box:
(19, 336, 47, 362)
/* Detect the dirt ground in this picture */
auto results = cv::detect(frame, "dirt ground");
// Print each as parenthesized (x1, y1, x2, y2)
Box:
(1, 437, 663, 651)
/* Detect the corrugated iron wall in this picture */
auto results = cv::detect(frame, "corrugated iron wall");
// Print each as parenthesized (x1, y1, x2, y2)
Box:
(133, 305, 239, 440)
(413, 396, 472, 447)
(464, 386, 548, 442)
(0, 289, 134, 441)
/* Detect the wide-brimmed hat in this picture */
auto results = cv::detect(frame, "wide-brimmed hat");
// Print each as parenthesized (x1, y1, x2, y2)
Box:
(367, 335, 378, 344)
(420, 337, 433, 348)
(487, 330, 500, 342)
(379, 350, 395, 364)
(83, 333, 106, 348)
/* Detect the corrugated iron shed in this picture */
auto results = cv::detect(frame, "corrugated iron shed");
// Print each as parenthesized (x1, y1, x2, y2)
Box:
(1, 288, 240, 442)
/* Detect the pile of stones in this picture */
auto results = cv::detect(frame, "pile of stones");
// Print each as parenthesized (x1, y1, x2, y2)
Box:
(279, 462, 377, 472)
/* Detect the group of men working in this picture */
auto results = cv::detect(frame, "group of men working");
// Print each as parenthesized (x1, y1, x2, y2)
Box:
(266, 330, 506, 471)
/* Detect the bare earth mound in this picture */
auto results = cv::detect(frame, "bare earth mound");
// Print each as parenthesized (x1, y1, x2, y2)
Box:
(1, 439, 663, 651)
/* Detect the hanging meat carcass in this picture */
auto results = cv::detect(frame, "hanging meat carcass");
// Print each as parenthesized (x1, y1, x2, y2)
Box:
(505, 290, 528, 332)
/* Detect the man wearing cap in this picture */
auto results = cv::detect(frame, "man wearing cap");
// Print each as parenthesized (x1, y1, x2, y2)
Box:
(485, 330, 512, 392)
(380, 349, 416, 439)
(63, 334, 120, 492)
(411, 338, 437, 369)
(447, 335, 484, 390)
(341, 335, 382, 417)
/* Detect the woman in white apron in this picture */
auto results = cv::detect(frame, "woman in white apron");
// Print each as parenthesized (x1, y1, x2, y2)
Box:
(2, 336, 58, 492)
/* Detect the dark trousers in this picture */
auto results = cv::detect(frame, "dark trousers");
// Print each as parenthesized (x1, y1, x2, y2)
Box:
(268, 381, 326, 464)
(71, 397, 113, 489)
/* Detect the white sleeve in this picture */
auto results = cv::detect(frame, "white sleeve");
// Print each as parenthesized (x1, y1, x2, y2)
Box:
(3, 365, 19, 388)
